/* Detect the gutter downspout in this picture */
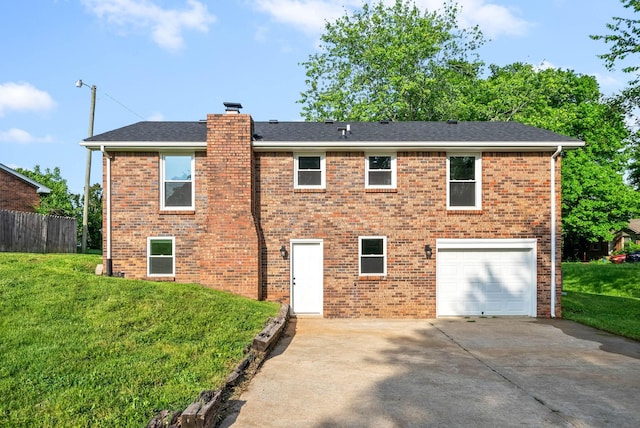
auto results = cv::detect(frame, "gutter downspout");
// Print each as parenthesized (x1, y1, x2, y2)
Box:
(101, 145, 113, 276)
(550, 145, 562, 318)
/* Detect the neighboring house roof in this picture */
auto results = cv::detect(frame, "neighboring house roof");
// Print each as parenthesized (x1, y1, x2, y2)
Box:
(0, 163, 51, 194)
(81, 120, 584, 152)
(626, 219, 640, 234)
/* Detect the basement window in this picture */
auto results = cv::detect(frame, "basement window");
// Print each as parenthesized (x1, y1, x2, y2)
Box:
(148, 237, 175, 276)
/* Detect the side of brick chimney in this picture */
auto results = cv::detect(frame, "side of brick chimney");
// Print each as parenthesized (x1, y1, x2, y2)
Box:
(199, 113, 260, 299)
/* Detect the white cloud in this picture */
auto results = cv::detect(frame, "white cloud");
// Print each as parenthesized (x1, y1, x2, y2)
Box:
(147, 112, 165, 121)
(0, 128, 54, 144)
(0, 82, 56, 116)
(81, 0, 216, 51)
(593, 72, 626, 95)
(450, 0, 532, 39)
(252, 0, 531, 40)
(253, 0, 361, 35)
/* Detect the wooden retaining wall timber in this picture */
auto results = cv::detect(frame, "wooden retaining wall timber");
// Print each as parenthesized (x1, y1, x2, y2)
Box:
(147, 304, 290, 428)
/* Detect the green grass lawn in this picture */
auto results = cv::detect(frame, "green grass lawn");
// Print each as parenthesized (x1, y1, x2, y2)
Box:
(0, 253, 280, 427)
(562, 262, 640, 341)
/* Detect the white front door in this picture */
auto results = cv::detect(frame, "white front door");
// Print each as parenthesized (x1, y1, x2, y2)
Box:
(291, 240, 323, 315)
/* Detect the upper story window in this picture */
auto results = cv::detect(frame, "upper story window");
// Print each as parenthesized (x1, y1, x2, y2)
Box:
(365, 154, 396, 189)
(294, 153, 325, 189)
(447, 154, 481, 210)
(359, 236, 387, 276)
(161, 154, 194, 210)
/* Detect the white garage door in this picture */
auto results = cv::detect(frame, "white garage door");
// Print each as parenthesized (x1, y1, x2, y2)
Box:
(436, 239, 537, 317)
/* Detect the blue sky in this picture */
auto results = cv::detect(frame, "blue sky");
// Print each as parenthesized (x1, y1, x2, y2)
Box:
(0, 0, 633, 194)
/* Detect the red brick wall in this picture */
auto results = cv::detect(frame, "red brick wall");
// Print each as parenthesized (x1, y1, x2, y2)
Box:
(103, 152, 205, 283)
(198, 113, 260, 299)
(102, 116, 561, 318)
(257, 151, 559, 318)
(103, 114, 260, 299)
(0, 169, 41, 212)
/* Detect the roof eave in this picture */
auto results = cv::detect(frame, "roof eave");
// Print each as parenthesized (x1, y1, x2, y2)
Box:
(80, 141, 208, 151)
(251, 140, 585, 152)
(80, 140, 584, 152)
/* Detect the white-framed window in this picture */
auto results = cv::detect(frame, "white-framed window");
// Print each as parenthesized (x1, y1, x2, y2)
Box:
(447, 154, 482, 210)
(359, 236, 387, 276)
(365, 153, 396, 189)
(294, 153, 326, 189)
(161, 153, 194, 210)
(147, 237, 175, 276)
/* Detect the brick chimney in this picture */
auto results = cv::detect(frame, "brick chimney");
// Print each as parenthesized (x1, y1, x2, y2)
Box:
(200, 107, 260, 299)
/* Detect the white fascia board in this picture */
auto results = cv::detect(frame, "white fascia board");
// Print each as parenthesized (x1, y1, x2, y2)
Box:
(251, 140, 584, 152)
(80, 141, 207, 151)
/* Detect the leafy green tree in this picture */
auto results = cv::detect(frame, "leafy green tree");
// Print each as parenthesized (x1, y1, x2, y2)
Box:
(71, 183, 103, 250)
(464, 64, 639, 252)
(591, 0, 640, 191)
(299, 1, 639, 252)
(18, 166, 103, 250)
(590, 0, 640, 78)
(87, 183, 102, 250)
(298, 0, 484, 121)
(464, 63, 603, 124)
(629, 141, 640, 189)
(17, 166, 78, 217)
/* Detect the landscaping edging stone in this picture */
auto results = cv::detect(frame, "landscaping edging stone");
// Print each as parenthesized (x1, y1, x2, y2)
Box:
(146, 304, 290, 428)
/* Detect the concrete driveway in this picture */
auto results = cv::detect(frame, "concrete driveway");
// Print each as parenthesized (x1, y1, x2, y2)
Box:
(220, 318, 640, 427)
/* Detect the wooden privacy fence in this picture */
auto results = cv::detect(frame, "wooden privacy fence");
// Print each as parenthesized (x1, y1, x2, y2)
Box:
(0, 210, 77, 253)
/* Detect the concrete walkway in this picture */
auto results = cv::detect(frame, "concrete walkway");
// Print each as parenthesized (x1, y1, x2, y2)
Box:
(220, 317, 640, 427)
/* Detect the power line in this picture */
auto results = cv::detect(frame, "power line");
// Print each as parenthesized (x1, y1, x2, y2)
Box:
(103, 91, 145, 120)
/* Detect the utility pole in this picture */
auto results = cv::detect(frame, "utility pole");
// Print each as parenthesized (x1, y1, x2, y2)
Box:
(76, 80, 96, 253)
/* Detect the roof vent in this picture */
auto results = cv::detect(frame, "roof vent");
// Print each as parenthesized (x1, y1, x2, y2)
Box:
(447, 119, 458, 124)
(269, 119, 279, 124)
(337, 124, 350, 139)
(324, 119, 335, 124)
(379, 119, 390, 124)
(223, 102, 242, 113)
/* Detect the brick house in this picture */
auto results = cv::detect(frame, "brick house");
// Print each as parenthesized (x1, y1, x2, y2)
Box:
(0, 163, 51, 212)
(81, 105, 583, 318)
(613, 219, 640, 252)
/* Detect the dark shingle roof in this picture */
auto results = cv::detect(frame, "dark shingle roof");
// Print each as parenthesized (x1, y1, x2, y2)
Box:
(85, 120, 580, 143)
(86, 121, 207, 142)
(253, 121, 579, 142)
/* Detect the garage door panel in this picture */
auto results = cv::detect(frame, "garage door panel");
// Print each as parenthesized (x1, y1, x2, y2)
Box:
(437, 244, 535, 317)
(440, 297, 482, 315)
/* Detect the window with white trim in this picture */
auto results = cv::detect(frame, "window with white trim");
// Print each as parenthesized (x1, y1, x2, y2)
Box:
(447, 154, 481, 209)
(161, 154, 194, 210)
(147, 237, 175, 276)
(359, 236, 387, 276)
(365, 154, 396, 188)
(294, 153, 325, 188)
